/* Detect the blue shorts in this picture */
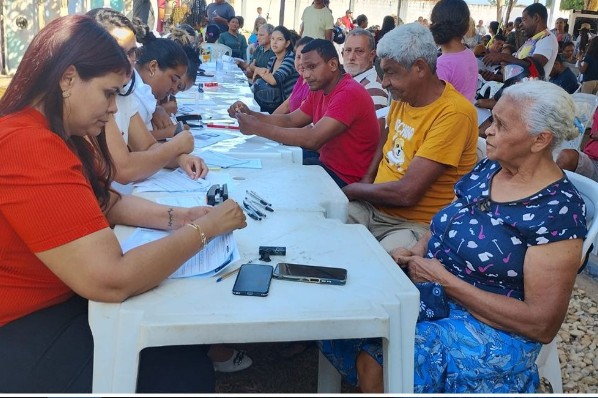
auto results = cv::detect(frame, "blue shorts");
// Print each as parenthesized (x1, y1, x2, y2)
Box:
(318, 301, 542, 393)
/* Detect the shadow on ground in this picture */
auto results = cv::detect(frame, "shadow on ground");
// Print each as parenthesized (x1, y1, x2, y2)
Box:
(215, 342, 353, 393)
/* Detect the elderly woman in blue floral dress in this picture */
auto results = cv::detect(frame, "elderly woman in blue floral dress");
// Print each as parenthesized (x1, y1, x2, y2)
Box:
(319, 80, 588, 393)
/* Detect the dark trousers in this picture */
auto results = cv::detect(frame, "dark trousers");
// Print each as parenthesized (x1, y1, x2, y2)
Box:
(303, 156, 348, 188)
(0, 295, 214, 393)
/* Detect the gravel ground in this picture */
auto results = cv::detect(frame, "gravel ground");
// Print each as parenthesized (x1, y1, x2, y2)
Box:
(216, 273, 598, 393)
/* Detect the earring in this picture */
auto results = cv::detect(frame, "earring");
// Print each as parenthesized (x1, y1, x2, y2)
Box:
(62, 91, 71, 98)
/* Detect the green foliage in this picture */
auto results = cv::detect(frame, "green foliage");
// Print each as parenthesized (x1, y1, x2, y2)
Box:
(560, 0, 584, 10)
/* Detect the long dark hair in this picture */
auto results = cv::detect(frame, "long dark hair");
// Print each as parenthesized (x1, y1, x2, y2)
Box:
(0, 15, 130, 210)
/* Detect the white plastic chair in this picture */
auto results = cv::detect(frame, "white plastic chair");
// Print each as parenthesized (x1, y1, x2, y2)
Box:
(200, 42, 232, 59)
(375, 106, 390, 120)
(476, 136, 487, 162)
(536, 170, 598, 393)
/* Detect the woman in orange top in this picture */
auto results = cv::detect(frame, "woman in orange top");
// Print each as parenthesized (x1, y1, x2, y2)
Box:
(0, 15, 246, 393)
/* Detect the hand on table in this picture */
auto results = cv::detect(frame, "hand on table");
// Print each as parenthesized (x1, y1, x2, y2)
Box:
(199, 199, 247, 235)
(177, 154, 208, 179)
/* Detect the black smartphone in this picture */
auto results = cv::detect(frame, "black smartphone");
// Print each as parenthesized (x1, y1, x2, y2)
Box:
(273, 263, 347, 285)
(232, 263, 273, 297)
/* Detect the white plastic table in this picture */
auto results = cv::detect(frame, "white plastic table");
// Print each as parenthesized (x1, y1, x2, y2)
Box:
(89, 213, 419, 393)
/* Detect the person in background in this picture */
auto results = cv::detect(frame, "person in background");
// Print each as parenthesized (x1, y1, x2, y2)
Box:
(575, 23, 594, 57)
(506, 17, 526, 50)
(578, 36, 598, 94)
(218, 16, 248, 60)
(341, 9, 355, 31)
(355, 14, 368, 29)
(0, 14, 247, 393)
(481, 34, 491, 46)
(342, 28, 389, 110)
(299, 0, 334, 40)
(228, 39, 379, 188)
(237, 23, 274, 80)
(561, 41, 580, 77)
(273, 36, 314, 114)
(339, 23, 478, 252)
(463, 17, 481, 49)
(549, 53, 580, 94)
(319, 80, 586, 394)
(206, 0, 235, 34)
(252, 26, 298, 112)
(429, 0, 478, 103)
(485, 20, 500, 49)
(483, 3, 558, 80)
(476, 19, 486, 36)
(551, 17, 572, 45)
(375, 15, 396, 46)
(247, 16, 267, 52)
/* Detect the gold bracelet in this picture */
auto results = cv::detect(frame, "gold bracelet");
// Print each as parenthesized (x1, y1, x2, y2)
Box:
(186, 223, 207, 247)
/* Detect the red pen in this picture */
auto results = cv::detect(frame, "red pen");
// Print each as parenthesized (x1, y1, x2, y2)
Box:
(206, 123, 239, 130)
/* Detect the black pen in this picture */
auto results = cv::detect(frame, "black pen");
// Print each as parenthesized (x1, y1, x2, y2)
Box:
(242, 203, 261, 220)
(246, 190, 272, 207)
(244, 199, 266, 218)
(248, 198, 274, 213)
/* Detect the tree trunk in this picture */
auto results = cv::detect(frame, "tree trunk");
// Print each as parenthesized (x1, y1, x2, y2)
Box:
(505, 0, 515, 25)
(497, 0, 504, 22)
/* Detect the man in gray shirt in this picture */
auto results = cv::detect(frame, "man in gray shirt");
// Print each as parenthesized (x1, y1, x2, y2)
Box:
(206, 0, 235, 32)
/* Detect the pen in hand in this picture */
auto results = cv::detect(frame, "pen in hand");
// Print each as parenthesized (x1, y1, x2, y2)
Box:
(216, 266, 241, 283)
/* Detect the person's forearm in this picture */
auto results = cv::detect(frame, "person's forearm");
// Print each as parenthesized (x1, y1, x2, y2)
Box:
(343, 181, 423, 207)
(442, 274, 562, 343)
(259, 73, 277, 85)
(151, 126, 176, 141)
(106, 195, 192, 230)
(250, 122, 321, 149)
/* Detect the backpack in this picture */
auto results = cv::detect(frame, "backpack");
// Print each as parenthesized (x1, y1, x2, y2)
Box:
(333, 26, 346, 44)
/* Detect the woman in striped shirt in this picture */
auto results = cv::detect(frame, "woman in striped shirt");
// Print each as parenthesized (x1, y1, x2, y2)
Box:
(252, 25, 299, 108)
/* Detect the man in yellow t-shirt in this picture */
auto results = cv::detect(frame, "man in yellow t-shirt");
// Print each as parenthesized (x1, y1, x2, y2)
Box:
(342, 23, 478, 252)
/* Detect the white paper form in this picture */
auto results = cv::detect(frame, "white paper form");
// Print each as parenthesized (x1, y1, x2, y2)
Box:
(192, 129, 238, 148)
(156, 195, 206, 207)
(133, 169, 232, 193)
(121, 229, 240, 278)
(198, 150, 255, 168)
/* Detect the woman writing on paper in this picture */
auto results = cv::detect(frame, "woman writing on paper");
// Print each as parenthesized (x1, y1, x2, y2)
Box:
(0, 15, 246, 393)
(88, 8, 207, 184)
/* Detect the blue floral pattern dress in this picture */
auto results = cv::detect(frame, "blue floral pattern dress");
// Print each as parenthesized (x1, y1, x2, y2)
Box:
(319, 159, 587, 392)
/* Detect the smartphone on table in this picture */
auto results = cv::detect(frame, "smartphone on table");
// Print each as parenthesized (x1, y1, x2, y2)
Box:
(232, 263, 273, 297)
(273, 263, 347, 285)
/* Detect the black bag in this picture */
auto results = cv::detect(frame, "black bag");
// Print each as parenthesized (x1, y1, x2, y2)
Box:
(333, 26, 346, 44)
(415, 282, 450, 322)
(253, 78, 284, 114)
